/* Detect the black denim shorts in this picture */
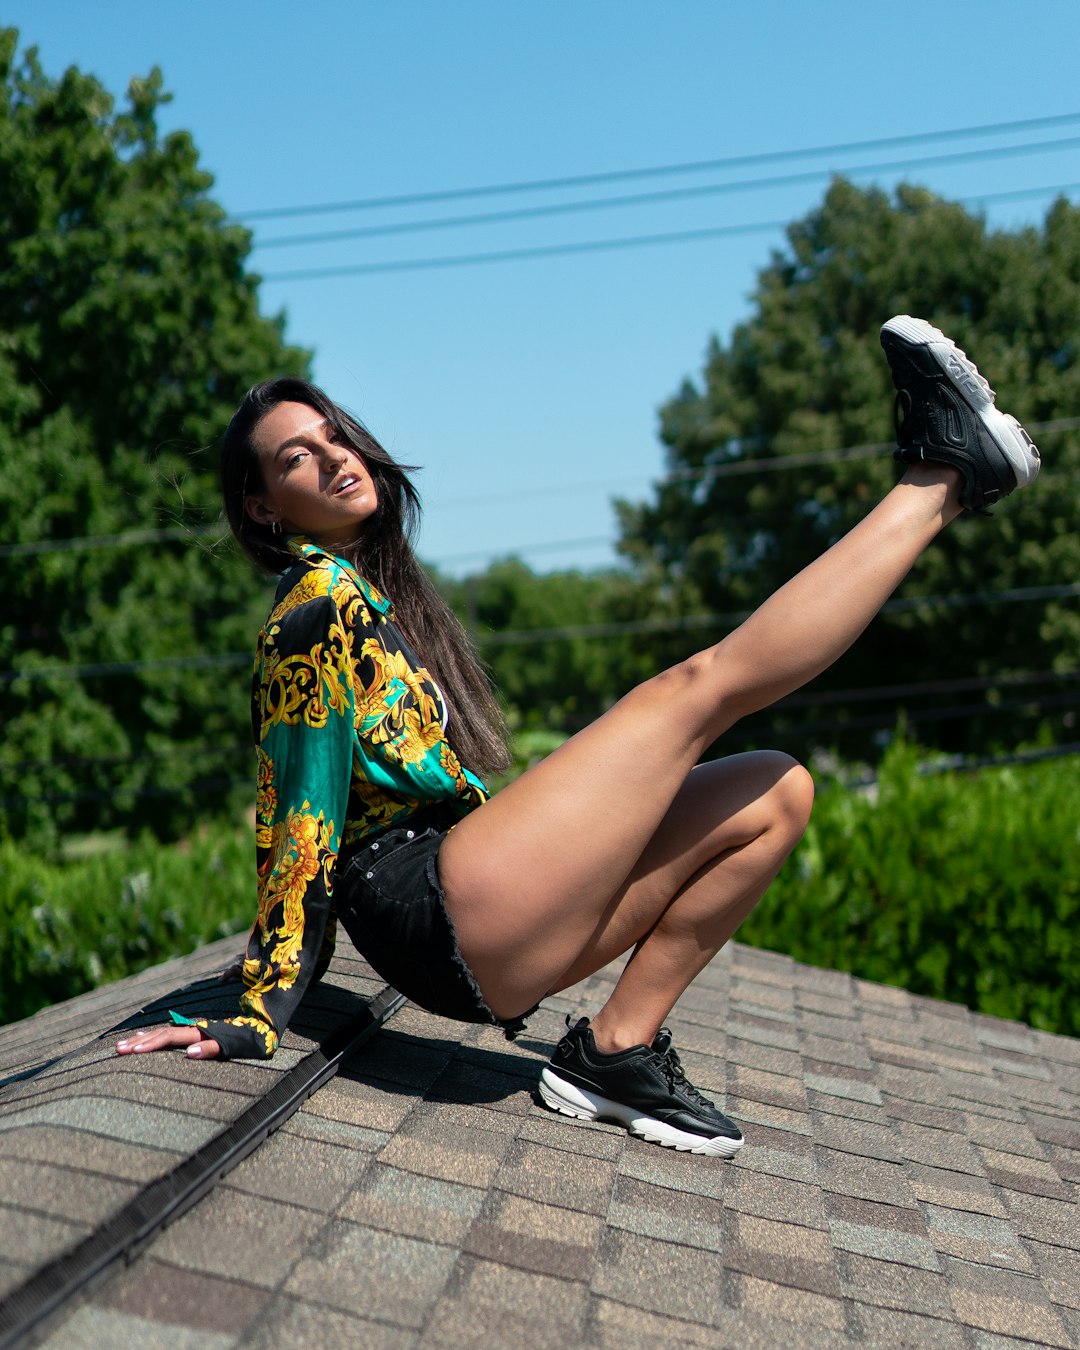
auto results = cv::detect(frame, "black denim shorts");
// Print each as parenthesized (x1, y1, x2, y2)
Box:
(334, 810, 536, 1039)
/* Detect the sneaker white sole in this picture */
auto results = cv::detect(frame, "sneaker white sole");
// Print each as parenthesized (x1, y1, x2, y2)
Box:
(882, 315, 1040, 490)
(539, 1066, 744, 1157)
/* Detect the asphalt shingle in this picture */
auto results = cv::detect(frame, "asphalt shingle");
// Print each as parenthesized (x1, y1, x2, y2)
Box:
(0, 937, 1074, 1350)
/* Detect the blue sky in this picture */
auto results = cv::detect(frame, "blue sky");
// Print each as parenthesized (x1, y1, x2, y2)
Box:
(7, 3, 1080, 574)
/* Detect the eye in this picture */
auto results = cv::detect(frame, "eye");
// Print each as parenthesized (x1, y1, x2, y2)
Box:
(284, 449, 307, 469)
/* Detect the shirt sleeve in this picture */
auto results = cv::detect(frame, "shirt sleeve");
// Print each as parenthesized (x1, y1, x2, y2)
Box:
(340, 603, 489, 841)
(198, 584, 355, 1060)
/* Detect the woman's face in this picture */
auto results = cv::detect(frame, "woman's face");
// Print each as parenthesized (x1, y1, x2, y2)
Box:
(246, 400, 379, 545)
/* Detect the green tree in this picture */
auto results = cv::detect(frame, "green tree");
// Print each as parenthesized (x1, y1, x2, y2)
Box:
(618, 179, 1080, 761)
(439, 557, 670, 734)
(0, 32, 310, 847)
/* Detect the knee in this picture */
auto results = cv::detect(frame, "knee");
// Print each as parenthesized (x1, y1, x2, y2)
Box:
(760, 751, 815, 845)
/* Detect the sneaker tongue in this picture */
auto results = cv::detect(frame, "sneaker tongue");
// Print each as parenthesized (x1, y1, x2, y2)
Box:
(651, 1028, 673, 1056)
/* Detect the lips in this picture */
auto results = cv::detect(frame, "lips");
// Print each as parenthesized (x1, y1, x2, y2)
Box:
(332, 474, 359, 495)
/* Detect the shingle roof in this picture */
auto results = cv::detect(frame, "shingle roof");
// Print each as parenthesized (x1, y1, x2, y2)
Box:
(2, 937, 1078, 1348)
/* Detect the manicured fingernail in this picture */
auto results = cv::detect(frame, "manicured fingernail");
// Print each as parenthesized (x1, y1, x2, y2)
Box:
(187, 1044, 203, 1058)
(117, 1041, 129, 1050)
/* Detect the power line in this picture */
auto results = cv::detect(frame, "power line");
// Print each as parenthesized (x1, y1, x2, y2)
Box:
(235, 112, 1080, 221)
(253, 140, 1080, 253)
(7, 706, 1078, 808)
(261, 215, 793, 283)
(1, 741, 250, 774)
(473, 582, 1080, 648)
(0, 652, 250, 686)
(914, 741, 1080, 776)
(4, 680, 1077, 792)
(6, 417, 1079, 565)
(0, 525, 224, 560)
(260, 180, 1080, 284)
(774, 667, 1080, 710)
(724, 688, 1080, 744)
(1, 582, 1075, 685)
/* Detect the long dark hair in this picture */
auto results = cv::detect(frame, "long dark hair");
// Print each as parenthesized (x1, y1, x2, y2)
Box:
(220, 377, 510, 777)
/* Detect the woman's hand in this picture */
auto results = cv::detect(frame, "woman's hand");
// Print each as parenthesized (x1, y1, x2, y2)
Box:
(115, 1025, 222, 1059)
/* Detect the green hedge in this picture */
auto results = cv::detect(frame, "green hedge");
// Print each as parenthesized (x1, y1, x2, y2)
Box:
(742, 741, 1080, 1037)
(1, 824, 252, 1027)
(3, 743, 1077, 1037)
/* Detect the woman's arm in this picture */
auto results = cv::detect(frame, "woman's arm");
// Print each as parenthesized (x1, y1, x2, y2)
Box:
(117, 579, 356, 1061)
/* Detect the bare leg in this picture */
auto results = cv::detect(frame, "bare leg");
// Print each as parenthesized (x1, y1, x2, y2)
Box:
(551, 750, 814, 1049)
(439, 465, 962, 1033)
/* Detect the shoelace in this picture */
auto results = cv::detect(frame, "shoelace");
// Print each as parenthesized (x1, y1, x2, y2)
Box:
(658, 1044, 716, 1109)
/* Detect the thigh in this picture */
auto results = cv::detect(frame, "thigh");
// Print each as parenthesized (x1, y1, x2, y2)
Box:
(440, 750, 803, 1017)
(438, 673, 709, 964)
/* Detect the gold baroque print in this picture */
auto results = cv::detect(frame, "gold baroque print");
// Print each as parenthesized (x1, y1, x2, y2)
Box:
(345, 779, 419, 840)
(225, 1012, 278, 1056)
(355, 640, 442, 728)
(382, 706, 444, 766)
(253, 802, 335, 981)
(261, 629, 352, 735)
(256, 746, 278, 825)
(439, 742, 471, 793)
(329, 573, 370, 629)
(269, 568, 332, 623)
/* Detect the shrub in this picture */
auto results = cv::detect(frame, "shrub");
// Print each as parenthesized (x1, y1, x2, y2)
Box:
(3, 742, 1077, 1038)
(0, 823, 252, 1025)
(742, 740, 1080, 1036)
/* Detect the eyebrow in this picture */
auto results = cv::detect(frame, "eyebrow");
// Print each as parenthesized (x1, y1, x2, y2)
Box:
(272, 418, 333, 460)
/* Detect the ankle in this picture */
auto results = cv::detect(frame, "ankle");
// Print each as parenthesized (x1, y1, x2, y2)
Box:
(897, 463, 965, 522)
(588, 1012, 656, 1055)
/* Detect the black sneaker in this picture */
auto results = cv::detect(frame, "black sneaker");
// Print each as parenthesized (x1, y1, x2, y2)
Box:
(880, 315, 1040, 511)
(539, 1017, 744, 1157)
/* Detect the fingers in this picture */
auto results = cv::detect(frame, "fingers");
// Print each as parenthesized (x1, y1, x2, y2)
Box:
(187, 1036, 222, 1059)
(115, 1025, 222, 1060)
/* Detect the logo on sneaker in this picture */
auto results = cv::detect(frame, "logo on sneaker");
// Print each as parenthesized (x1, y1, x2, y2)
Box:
(946, 353, 981, 399)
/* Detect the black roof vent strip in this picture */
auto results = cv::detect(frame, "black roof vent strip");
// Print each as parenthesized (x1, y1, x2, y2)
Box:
(0, 984, 406, 1350)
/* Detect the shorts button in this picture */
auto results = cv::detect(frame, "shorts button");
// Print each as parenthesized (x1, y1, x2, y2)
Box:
(366, 871, 374, 879)
(406, 830, 414, 839)
(371, 842, 379, 850)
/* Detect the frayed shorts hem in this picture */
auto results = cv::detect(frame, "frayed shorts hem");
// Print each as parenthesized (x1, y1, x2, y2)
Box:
(335, 812, 538, 1041)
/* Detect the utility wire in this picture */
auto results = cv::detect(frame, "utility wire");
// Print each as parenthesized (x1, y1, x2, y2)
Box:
(0, 652, 250, 686)
(260, 180, 1080, 284)
(3, 583, 1075, 684)
(473, 582, 1080, 649)
(7, 419, 1079, 564)
(3, 742, 251, 773)
(724, 688, 1080, 745)
(5, 670, 1075, 776)
(0, 525, 224, 560)
(253, 141, 1080, 252)
(261, 216, 793, 282)
(235, 112, 1080, 221)
(7, 716, 1078, 808)
(773, 667, 1080, 709)
(439, 416, 1080, 513)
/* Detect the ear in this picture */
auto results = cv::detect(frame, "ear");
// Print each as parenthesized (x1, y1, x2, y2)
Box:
(245, 495, 278, 527)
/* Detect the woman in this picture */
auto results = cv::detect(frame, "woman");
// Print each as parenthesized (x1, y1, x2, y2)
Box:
(117, 316, 1039, 1157)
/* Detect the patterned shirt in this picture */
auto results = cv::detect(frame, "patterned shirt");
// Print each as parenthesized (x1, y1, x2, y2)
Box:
(195, 537, 488, 1059)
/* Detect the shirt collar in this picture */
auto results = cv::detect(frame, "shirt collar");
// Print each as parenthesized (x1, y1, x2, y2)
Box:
(286, 535, 392, 615)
